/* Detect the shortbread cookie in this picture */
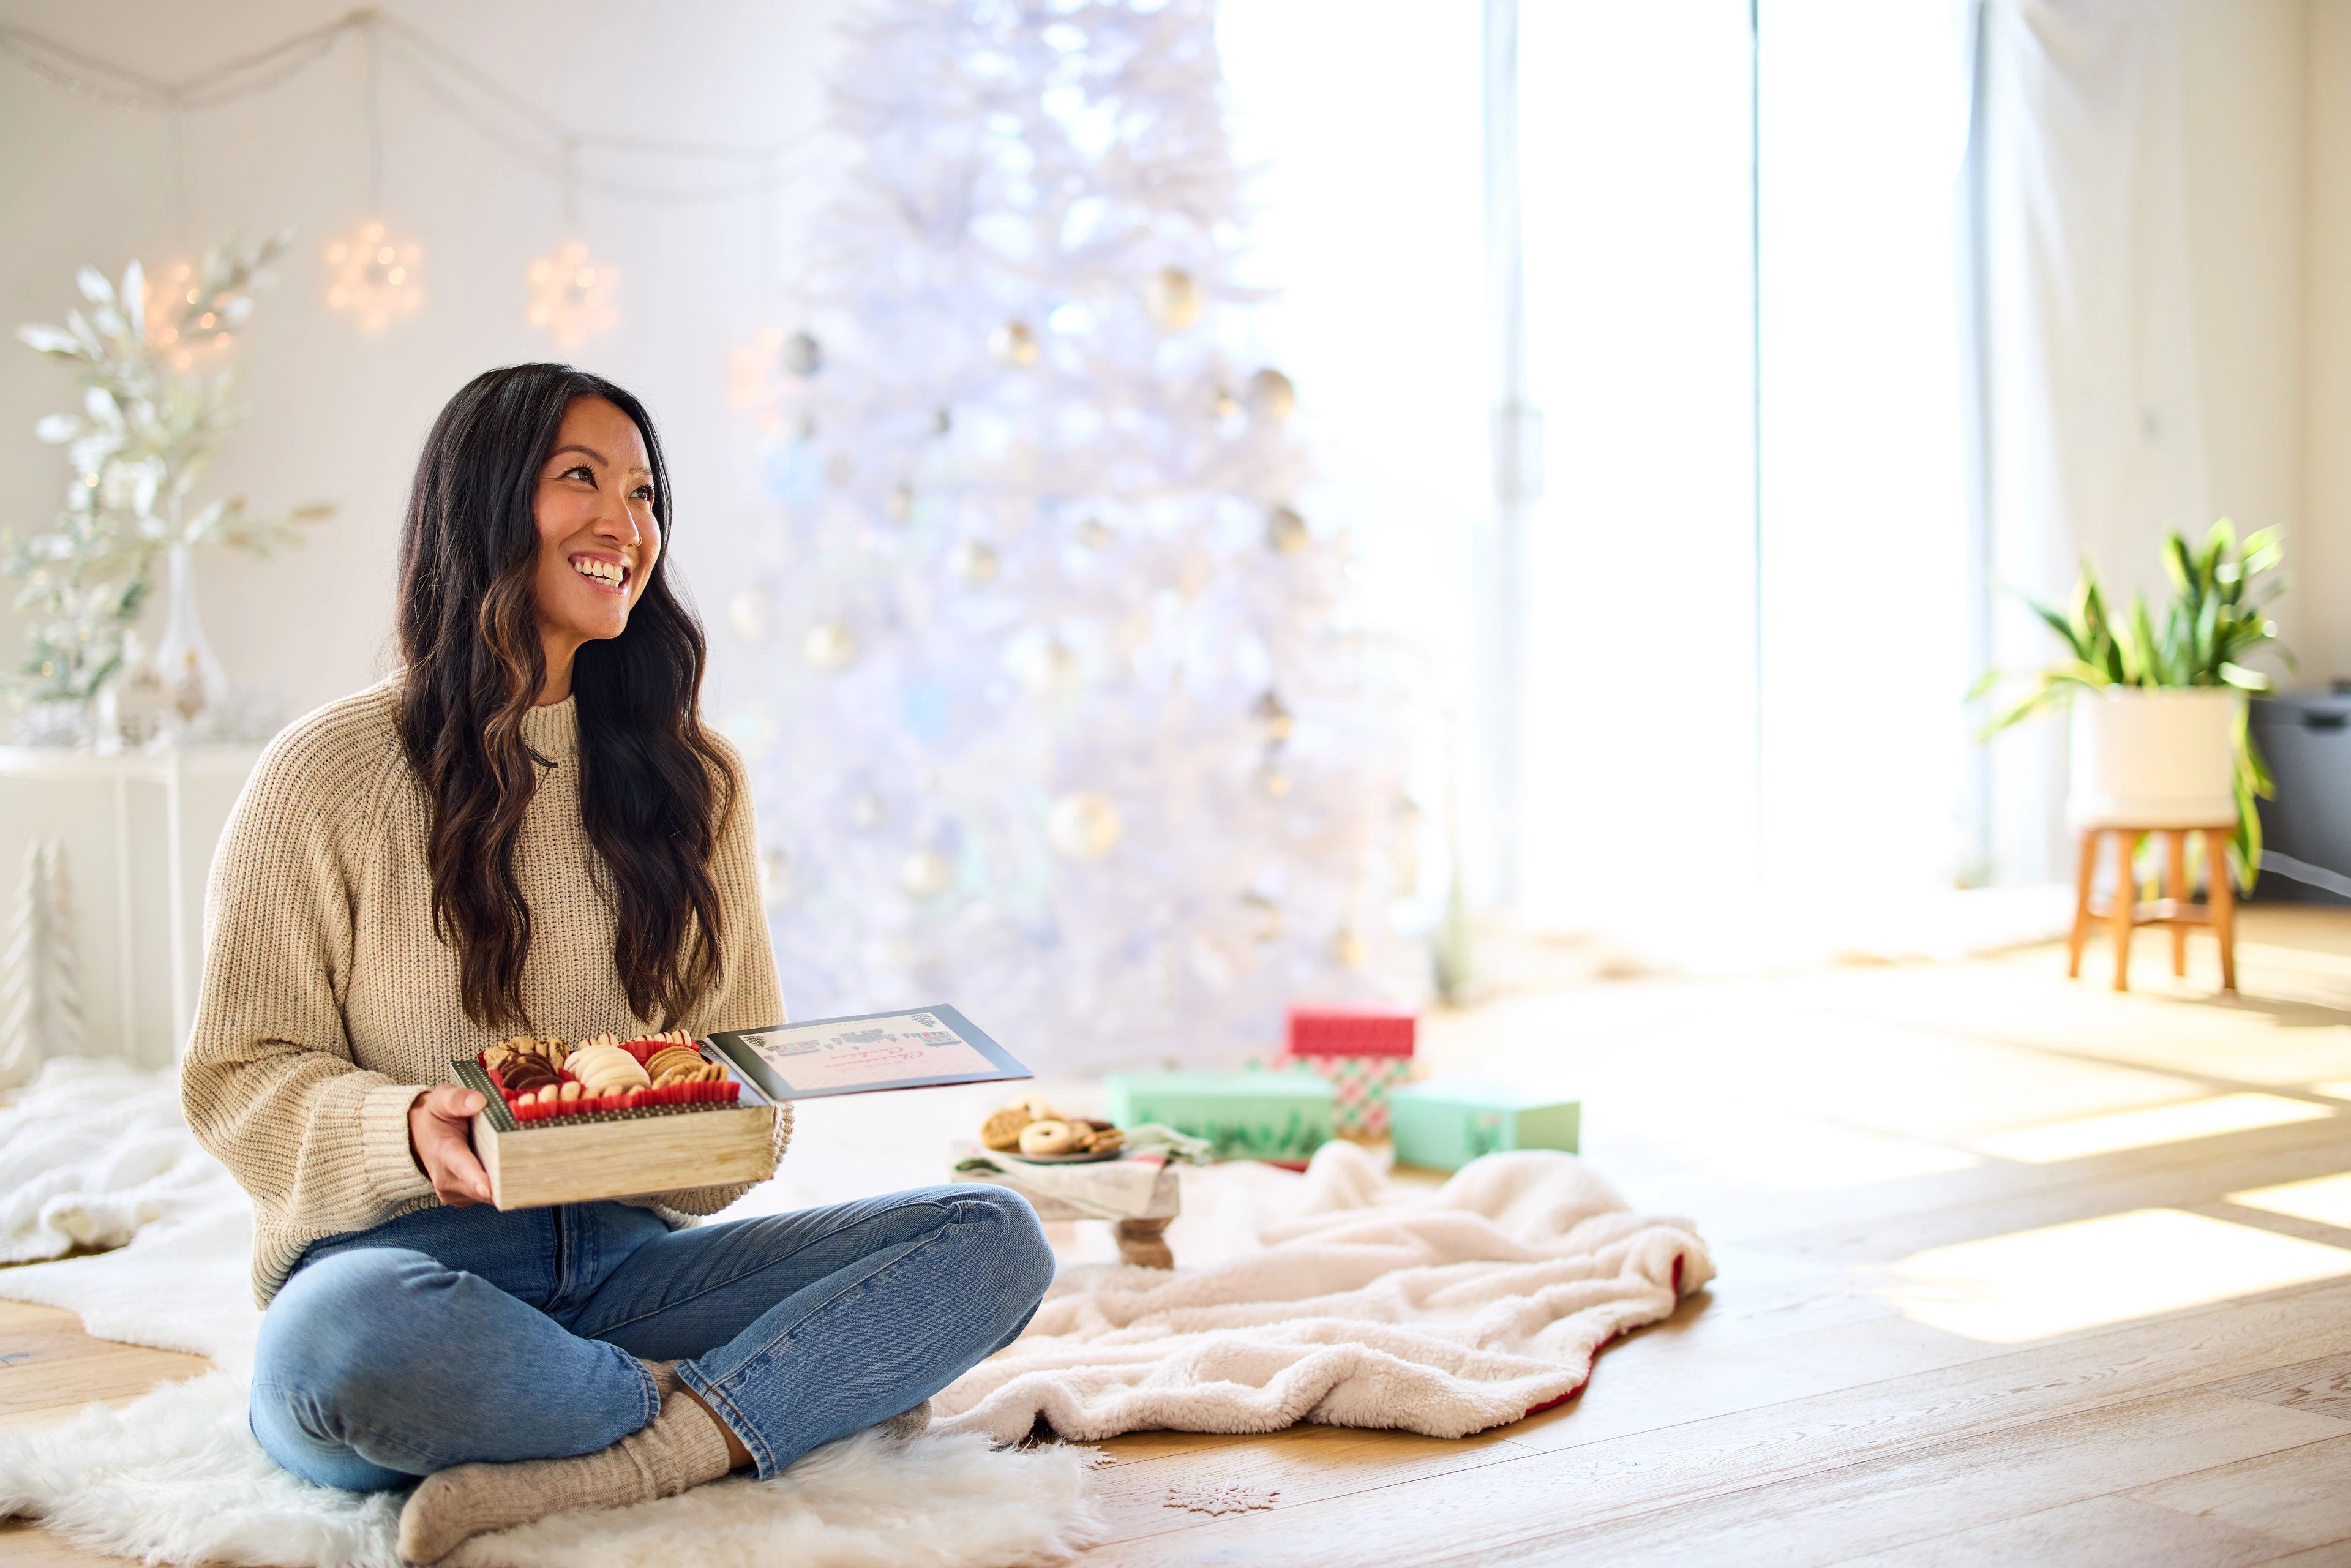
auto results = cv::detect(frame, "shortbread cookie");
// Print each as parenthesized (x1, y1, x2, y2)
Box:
(1019, 1119, 1084, 1156)
(981, 1108, 1032, 1151)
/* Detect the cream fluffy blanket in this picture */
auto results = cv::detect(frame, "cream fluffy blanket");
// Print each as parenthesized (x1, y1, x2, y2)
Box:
(935, 1139, 1713, 1442)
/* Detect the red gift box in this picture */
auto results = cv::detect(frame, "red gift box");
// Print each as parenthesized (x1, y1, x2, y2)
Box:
(1285, 1006, 1415, 1058)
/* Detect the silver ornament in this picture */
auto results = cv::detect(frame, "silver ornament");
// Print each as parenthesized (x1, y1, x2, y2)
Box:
(948, 540, 1000, 585)
(1046, 792, 1123, 860)
(900, 847, 953, 899)
(1246, 367, 1296, 421)
(1142, 266, 1203, 331)
(803, 621, 857, 671)
(1265, 505, 1308, 555)
(782, 331, 823, 377)
(989, 320, 1041, 366)
(850, 793, 884, 828)
(885, 484, 914, 523)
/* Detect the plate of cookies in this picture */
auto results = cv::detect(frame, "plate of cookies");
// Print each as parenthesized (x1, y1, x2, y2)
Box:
(981, 1097, 1128, 1163)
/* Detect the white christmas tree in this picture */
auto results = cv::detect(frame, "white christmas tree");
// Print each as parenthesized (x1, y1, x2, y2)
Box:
(730, 0, 1413, 1073)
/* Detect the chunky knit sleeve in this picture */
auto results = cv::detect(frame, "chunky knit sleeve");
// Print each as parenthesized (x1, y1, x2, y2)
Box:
(649, 732, 792, 1217)
(180, 702, 436, 1253)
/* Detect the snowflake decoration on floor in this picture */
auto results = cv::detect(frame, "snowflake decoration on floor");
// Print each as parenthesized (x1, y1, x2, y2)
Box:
(322, 221, 423, 334)
(525, 239, 618, 348)
(1163, 1482, 1280, 1515)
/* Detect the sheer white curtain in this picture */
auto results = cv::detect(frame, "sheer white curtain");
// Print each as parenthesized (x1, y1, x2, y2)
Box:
(1978, 0, 2208, 885)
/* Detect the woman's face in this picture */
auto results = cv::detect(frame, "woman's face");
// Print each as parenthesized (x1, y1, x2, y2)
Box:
(531, 395, 661, 656)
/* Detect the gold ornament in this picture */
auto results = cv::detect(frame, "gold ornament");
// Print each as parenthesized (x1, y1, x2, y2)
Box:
(1261, 765, 1294, 798)
(900, 847, 954, 898)
(803, 621, 857, 671)
(886, 484, 915, 523)
(1047, 792, 1124, 860)
(1253, 689, 1294, 740)
(1332, 926, 1367, 968)
(1265, 505, 1308, 555)
(1142, 266, 1203, 331)
(1018, 637, 1081, 694)
(782, 329, 823, 377)
(323, 221, 422, 334)
(989, 320, 1041, 366)
(525, 239, 618, 348)
(948, 539, 1000, 584)
(1246, 368, 1297, 422)
(1076, 517, 1112, 550)
(1212, 388, 1240, 420)
(1242, 891, 1282, 942)
(728, 587, 771, 643)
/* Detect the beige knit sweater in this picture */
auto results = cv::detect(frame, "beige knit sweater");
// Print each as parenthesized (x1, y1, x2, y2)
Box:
(180, 675, 791, 1305)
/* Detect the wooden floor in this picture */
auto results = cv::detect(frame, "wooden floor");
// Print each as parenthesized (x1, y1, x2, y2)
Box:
(11, 907, 2351, 1564)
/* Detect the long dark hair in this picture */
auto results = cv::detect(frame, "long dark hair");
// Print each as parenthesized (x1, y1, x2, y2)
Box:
(396, 364, 729, 1032)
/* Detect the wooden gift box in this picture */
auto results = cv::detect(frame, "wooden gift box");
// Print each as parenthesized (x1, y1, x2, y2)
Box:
(1389, 1079, 1579, 1172)
(452, 1055, 778, 1210)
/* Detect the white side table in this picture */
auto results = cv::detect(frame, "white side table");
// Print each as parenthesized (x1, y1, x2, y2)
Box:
(0, 745, 261, 1067)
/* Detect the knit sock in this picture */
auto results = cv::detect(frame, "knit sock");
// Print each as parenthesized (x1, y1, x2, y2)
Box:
(642, 1358, 684, 1400)
(882, 1398, 932, 1439)
(395, 1390, 733, 1565)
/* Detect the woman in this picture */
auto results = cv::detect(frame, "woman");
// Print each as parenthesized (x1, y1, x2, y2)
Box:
(181, 364, 1053, 1564)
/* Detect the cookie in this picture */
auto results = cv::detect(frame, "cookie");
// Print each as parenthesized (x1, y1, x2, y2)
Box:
(1019, 1119, 1085, 1156)
(982, 1107, 1032, 1151)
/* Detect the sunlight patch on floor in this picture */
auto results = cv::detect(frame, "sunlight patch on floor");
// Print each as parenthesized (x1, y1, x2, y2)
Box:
(2227, 1170, 2351, 1229)
(1971, 1093, 2335, 1163)
(2316, 1082, 2351, 1104)
(1883, 1208, 2351, 1343)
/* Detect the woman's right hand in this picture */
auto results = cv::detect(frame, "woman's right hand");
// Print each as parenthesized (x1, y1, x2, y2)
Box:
(408, 1086, 494, 1206)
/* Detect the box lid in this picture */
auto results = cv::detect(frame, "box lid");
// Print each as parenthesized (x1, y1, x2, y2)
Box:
(1106, 1070, 1333, 1101)
(1390, 1078, 1577, 1111)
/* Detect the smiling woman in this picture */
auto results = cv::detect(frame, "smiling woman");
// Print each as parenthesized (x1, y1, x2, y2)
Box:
(175, 362, 1054, 1561)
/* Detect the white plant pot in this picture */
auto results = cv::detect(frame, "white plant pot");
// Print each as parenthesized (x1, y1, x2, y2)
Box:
(2068, 688, 2240, 828)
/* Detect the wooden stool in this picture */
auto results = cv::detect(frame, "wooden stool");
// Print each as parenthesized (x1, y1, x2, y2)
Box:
(950, 1152, 1182, 1268)
(2066, 823, 2237, 992)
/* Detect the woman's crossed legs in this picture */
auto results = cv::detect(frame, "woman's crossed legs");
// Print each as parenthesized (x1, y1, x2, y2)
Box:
(250, 1184, 1054, 1491)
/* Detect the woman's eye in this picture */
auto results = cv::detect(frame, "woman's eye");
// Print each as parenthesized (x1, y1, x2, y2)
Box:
(631, 486, 656, 503)
(568, 465, 596, 482)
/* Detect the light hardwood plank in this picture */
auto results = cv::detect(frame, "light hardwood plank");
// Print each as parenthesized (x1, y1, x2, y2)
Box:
(1827, 1492, 2294, 1568)
(2205, 1352, 2351, 1424)
(2126, 1431, 2351, 1549)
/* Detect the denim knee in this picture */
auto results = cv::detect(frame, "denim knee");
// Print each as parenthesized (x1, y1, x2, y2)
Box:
(954, 1185, 1056, 1304)
(255, 1247, 453, 1414)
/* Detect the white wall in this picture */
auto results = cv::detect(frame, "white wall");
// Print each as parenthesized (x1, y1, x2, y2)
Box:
(0, 0, 849, 729)
(2307, 0, 2351, 685)
(2183, 0, 2306, 662)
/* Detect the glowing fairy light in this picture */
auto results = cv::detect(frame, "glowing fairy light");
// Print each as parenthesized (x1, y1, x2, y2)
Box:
(323, 220, 424, 333)
(526, 240, 618, 349)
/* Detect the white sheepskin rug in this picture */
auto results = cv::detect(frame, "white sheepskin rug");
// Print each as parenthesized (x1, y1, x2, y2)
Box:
(0, 1370, 1103, 1568)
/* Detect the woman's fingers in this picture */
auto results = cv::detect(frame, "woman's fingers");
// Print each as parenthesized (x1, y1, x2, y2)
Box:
(412, 1087, 493, 1205)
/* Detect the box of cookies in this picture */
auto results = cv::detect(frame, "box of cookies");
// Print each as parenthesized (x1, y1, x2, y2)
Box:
(454, 1032, 779, 1210)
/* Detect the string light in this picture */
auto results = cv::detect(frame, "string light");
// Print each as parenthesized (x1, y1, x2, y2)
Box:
(143, 261, 235, 370)
(323, 221, 423, 332)
(526, 239, 617, 348)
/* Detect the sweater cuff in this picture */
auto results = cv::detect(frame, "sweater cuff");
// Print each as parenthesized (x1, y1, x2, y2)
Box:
(361, 1081, 437, 1206)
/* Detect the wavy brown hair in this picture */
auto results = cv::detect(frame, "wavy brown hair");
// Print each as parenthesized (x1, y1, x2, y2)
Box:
(396, 364, 730, 1032)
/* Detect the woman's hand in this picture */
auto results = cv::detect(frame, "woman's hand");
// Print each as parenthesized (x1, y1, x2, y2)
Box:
(408, 1086, 494, 1206)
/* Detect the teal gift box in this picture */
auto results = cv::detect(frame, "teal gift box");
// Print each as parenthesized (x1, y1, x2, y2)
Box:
(1104, 1070, 1333, 1162)
(1389, 1081, 1580, 1171)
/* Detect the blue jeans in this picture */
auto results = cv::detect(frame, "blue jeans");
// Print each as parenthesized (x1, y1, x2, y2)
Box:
(249, 1186, 1053, 1490)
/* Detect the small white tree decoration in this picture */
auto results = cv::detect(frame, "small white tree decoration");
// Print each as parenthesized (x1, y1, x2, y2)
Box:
(4, 234, 330, 732)
(0, 841, 89, 1086)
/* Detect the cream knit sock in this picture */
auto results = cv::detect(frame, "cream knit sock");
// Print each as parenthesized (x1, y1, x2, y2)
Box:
(396, 1388, 733, 1565)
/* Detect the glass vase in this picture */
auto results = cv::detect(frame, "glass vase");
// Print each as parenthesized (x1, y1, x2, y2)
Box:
(154, 544, 227, 739)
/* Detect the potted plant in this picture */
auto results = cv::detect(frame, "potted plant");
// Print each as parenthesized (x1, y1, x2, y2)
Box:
(1972, 520, 2288, 891)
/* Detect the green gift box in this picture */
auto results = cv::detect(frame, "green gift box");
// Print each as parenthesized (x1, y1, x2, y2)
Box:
(1104, 1070, 1333, 1162)
(1389, 1081, 1580, 1171)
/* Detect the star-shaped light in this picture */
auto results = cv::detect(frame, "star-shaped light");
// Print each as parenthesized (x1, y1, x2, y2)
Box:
(526, 240, 618, 349)
(323, 222, 424, 334)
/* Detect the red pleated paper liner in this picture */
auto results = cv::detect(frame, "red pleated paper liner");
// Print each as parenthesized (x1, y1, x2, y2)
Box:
(503, 1078, 742, 1121)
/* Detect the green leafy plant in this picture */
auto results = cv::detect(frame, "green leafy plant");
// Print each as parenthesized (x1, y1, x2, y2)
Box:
(4, 233, 329, 715)
(1970, 520, 2289, 890)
